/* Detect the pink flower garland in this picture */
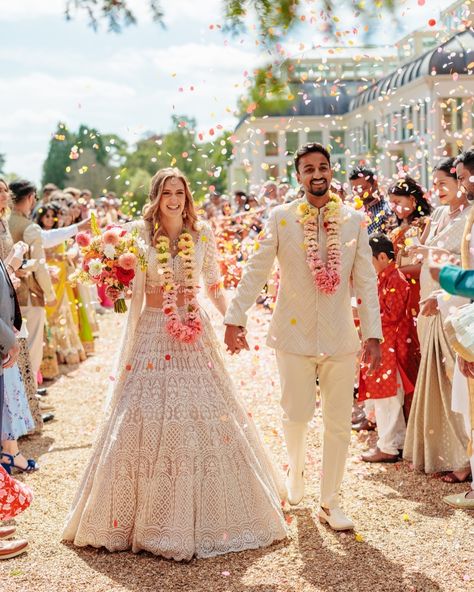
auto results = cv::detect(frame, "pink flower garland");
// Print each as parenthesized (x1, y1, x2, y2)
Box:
(297, 193, 342, 295)
(156, 233, 202, 344)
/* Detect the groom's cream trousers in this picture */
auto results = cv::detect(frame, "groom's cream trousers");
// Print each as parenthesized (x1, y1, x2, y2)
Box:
(276, 349, 358, 509)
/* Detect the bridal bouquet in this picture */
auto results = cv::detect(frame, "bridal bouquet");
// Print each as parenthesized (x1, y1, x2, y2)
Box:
(71, 215, 146, 313)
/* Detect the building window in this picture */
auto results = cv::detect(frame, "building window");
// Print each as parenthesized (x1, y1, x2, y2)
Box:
(395, 113, 402, 141)
(286, 163, 297, 186)
(362, 122, 369, 152)
(401, 108, 408, 141)
(456, 98, 463, 131)
(384, 114, 391, 142)
(367, 122, 375, 152)
(329, 130, 345, 154)
(422, 101, 428, 135)
(441, 98, 463, 134)
(266, 163, 279, 180)
(307, 131, 323, 144)
(285, 132, 299, 156)
(407, 105, 414, 139)
(264, 132, 279, 156)
(332, 156, 346, 181)
(422, 37, 437, 51)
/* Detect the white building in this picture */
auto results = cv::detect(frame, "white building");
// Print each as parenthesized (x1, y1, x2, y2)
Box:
(229, 2, 474, 191)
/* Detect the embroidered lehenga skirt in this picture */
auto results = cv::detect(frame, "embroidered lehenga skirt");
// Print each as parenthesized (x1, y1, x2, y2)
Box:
(63, 306, 286, 560)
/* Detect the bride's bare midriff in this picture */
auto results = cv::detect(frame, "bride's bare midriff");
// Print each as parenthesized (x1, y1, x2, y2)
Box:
(145, 293, 189, 308)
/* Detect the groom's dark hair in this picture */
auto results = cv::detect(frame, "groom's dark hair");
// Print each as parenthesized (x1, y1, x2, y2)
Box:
(454, 148, 474, 175)
(294, 143, 331, 172)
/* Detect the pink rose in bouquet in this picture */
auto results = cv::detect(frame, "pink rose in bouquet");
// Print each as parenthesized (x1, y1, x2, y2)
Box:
(103, 228, 121, 246)
(76, 232, 91, 247)
(118, 252, 137, 270)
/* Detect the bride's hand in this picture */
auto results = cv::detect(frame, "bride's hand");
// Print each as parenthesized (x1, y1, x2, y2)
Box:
(224, 324, 249, 355)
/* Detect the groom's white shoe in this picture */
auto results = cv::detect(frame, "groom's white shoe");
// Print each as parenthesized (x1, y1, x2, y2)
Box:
(318, 507, 354, 531)
(283, 421, 308, 506)
(286, 469, 305, 506)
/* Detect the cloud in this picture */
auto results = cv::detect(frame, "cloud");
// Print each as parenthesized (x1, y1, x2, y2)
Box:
(146, 42, 261, 76)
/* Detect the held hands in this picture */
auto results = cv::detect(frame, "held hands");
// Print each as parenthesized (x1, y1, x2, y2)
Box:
(362, 338, 382, 373)
(224, 324, 250, 355)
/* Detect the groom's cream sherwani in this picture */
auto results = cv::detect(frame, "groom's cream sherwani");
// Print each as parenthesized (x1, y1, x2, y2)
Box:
(225, 197, 382, 510)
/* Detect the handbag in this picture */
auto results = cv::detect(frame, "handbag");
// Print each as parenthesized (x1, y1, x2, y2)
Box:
(444, 302, 474, 363)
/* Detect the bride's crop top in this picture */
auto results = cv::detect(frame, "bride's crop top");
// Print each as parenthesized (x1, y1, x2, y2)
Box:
(127, 220, 221, 295)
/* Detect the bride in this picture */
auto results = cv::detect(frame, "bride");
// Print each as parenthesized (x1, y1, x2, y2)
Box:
(63, 168, 287, 560)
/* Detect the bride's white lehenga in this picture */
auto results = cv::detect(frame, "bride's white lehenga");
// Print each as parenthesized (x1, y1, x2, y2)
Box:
(63, 220, 287, 560)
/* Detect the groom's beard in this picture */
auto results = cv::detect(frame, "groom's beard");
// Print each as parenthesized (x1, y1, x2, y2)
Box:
(309, 180, 329, 197)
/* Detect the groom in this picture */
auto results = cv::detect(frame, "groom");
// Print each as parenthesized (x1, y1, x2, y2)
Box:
(224, 143, 382, 530)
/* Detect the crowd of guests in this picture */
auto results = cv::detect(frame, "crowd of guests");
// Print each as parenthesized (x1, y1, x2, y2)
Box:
(0, 181, 130, 557)
(1, 147, 474, 558)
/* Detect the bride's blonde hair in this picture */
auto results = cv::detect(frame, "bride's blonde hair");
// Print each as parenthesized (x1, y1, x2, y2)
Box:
(143, 167, 199, 245)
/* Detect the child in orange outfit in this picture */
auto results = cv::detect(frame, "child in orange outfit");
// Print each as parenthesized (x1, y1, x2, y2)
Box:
(359, 234, 420, 463)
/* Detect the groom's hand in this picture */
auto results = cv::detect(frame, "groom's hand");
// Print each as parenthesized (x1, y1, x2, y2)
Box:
(362, 338, 382, 372)
(224, 324, 250, 355)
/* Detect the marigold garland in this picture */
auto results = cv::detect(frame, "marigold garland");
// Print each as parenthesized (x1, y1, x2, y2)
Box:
(156, 232, 202, 344)
(297, 192, 342, 295)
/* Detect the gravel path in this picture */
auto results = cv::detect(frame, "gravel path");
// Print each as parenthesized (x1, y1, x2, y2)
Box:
(2, 304, 473, 592)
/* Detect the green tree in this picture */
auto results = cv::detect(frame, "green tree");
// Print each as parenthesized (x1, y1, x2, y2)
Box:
(65, 0, 396, 41)
(116, 115, 233, 209)
(0, 153, 6, 175)
(238, 63, 294, 117)
(42, 122, 128, 193)
(42, 122, 75, 187)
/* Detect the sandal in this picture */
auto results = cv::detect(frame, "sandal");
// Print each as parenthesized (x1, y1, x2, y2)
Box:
(441, 471, 472, 484)
(1, 452, 39, 475)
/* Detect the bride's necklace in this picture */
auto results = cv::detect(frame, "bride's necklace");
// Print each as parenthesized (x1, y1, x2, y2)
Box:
(156, 231, 202, 344)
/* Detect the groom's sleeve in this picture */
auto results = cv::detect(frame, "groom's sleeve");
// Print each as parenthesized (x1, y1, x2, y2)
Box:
(351, 214, 383, 341)
(224, 209, 279, 327)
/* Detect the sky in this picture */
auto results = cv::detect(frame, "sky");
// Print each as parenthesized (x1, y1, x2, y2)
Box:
(0, 0, 454, 183)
